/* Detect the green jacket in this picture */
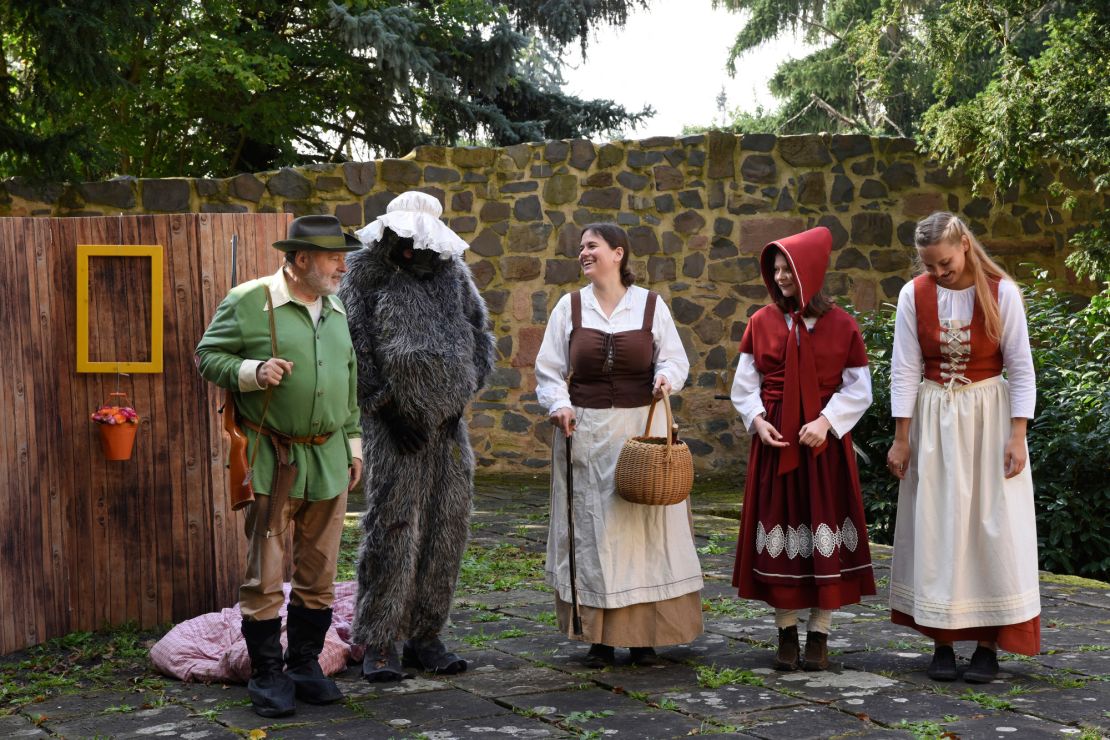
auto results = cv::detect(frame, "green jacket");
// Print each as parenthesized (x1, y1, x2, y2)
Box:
(195, 268, 360, 501)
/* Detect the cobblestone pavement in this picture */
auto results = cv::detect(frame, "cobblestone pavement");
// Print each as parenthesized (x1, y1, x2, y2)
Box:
(2, 477, 1108, 739)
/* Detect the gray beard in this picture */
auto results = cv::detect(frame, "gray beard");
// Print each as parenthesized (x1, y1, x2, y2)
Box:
(287, 263, 338, 297)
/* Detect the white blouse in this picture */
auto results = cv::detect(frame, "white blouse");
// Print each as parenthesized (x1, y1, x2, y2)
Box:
(729, 314, 873, 439)
(535, 285, 690, 415)
(890, 278, 1036, 418)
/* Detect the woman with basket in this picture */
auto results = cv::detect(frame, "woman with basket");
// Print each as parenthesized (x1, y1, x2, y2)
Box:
(730, 226, 875, 671)
(535, 223, 703, 668)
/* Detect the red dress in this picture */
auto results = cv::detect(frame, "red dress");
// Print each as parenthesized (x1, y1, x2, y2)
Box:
(732, 304, 876, 610)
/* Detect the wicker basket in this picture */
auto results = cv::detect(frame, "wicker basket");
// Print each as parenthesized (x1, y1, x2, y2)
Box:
(615, 391, 694, 506)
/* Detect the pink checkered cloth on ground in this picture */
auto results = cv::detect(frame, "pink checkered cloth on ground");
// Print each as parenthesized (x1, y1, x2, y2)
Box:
(149, 581, 366, 683)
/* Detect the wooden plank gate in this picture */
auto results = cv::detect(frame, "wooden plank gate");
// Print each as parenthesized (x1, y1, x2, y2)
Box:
(0, 213, 291, 655)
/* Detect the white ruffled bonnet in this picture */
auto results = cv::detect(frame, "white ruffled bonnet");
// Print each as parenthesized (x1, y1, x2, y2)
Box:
(355, 191, 469, 257)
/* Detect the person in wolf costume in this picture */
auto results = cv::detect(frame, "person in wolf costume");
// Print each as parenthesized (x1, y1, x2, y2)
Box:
(338, 191, 495, 682)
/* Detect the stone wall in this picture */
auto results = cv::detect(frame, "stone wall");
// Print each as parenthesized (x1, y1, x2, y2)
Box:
(3, 133, 1100, 474)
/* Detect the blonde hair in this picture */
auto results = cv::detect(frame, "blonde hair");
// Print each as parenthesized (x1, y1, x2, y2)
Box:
(914, 212, 1016, 344)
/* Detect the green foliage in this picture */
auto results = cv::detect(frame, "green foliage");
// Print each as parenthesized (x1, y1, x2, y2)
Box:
(896, 719, 949, 740)
(1067, 216, 1110, 285)
(960, 688, 1012, 711)
(457, 543, 546, 593)
(0, 622, 167, 714)
(919, 4, 1110, 281)
(709, 0, 941, 137)
(708, 1, 1109, 276)
(849, 277, 1110, 579)
(848, 302, 900, 544)
(1023, 276, 1110, 579)
(1, 0, 651, 180)
(695, 664, 765, 688)
(697, 532, 732, 555)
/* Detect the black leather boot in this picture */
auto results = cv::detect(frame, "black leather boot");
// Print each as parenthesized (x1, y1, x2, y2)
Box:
(963, 645, 999, 684)
(284, 606, 343, 704)
(403, 636, 467, 675)
(582, 643, 615, 668)
(629, 647, 662, 666)
(242, 617, 295, 718)
(927, 644, 958, 681)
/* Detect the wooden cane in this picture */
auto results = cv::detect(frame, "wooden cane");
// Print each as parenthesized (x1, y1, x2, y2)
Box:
(565, 425, 583, 637)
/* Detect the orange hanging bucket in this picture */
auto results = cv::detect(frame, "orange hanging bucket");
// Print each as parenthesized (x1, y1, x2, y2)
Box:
(91, 392, 140, 461)
(98, 422, 138, 461)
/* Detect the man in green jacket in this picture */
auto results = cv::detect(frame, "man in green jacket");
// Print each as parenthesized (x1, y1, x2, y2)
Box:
(195, 215, 363, 718)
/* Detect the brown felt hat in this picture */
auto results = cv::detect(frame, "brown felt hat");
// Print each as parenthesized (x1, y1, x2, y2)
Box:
(272, 215, 362, 252)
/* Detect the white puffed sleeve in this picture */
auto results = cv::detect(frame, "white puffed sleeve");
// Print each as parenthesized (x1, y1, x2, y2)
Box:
(651, 298, 690, 392)
(730, 354, 765, 433)
(821, 366, 873, 438)
(998, 280, 1037, 419)
(535, 295, 574, 415)
(890, 281, 923, 418)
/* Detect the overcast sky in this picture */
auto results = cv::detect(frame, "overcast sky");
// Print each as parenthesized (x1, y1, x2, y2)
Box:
(562, 0, 816, 140)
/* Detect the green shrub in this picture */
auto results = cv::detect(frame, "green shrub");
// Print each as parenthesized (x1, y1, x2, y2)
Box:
(849, 303, 900, 545)
(1023, 277, 1110, 579)
(847, 277, 1110, 580)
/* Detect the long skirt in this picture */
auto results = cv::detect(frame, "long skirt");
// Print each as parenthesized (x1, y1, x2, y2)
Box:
(545, 405, 704, 647)
(732, 396, 876, 610)
(889, 377, 1041, 654)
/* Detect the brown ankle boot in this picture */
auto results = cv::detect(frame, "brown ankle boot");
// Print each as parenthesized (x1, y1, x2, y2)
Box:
(803, 631, 829, 671)
(774, 626, 800, 671)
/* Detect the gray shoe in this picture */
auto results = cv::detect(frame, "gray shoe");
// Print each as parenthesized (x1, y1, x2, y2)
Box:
(361, 642, 412, 682)
(403, 636, 467, 675)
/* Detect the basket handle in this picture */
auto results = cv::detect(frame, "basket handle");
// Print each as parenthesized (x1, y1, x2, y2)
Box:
(643, 389, 676, 461)
(106, 391, 131, 406)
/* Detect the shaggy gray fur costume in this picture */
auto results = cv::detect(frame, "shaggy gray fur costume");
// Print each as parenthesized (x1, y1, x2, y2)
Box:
(339, 229, 494, 660)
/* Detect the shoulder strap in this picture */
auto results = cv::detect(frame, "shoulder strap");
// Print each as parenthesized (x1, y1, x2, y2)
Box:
(912, 274, 938, 348)
(571, 290, 582, 330)
(248, 287, 278, 479)
(265, 285, 279, 356)
(641, 291, 658, 331)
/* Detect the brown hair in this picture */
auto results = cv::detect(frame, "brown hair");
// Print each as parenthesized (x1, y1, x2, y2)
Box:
(762, 246, 834, 318)
(914, 212, 1016, 344)
(582, 223, 635, 287)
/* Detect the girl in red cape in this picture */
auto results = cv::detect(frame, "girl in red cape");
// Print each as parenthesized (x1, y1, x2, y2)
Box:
(730, 226, 876, 671)
(886, 212, 1039, 684)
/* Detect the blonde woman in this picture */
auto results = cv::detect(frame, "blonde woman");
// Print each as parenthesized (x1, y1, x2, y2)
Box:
(887, 212, 1040, 684)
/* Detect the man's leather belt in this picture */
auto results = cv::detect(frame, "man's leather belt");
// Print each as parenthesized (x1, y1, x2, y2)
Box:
(241, 418, 333, 446)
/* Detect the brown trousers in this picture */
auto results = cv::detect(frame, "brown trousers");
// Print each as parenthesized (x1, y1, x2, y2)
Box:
(239, 490, 347, 621)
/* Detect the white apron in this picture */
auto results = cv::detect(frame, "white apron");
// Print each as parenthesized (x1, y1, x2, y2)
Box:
(545, 404, 704, 609)
(890, 377, 1041, 629)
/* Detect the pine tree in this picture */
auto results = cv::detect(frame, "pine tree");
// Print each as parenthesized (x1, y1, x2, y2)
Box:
(0, 0, 652, 180)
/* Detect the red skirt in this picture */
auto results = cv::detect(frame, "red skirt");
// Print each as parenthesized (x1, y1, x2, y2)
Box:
(891, 611, 1041, 655)
(732, 399, 876, 610)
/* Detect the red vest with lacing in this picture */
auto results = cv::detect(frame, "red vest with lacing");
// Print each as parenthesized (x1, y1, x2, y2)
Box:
(913, 274, 1003, 385)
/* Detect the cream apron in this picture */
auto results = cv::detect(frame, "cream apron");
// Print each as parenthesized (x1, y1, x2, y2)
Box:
(544, 405, 704, 610)
(890, 376, 1041, 629)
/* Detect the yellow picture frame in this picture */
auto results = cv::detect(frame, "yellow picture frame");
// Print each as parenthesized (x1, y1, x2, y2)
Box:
(76, 244, 164, 374)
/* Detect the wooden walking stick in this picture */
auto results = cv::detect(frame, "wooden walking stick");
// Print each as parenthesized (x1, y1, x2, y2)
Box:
(565, 423, 582, 637)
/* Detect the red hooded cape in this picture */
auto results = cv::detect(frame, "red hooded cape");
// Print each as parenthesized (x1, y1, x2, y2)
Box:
(754, 227, 833, 475)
